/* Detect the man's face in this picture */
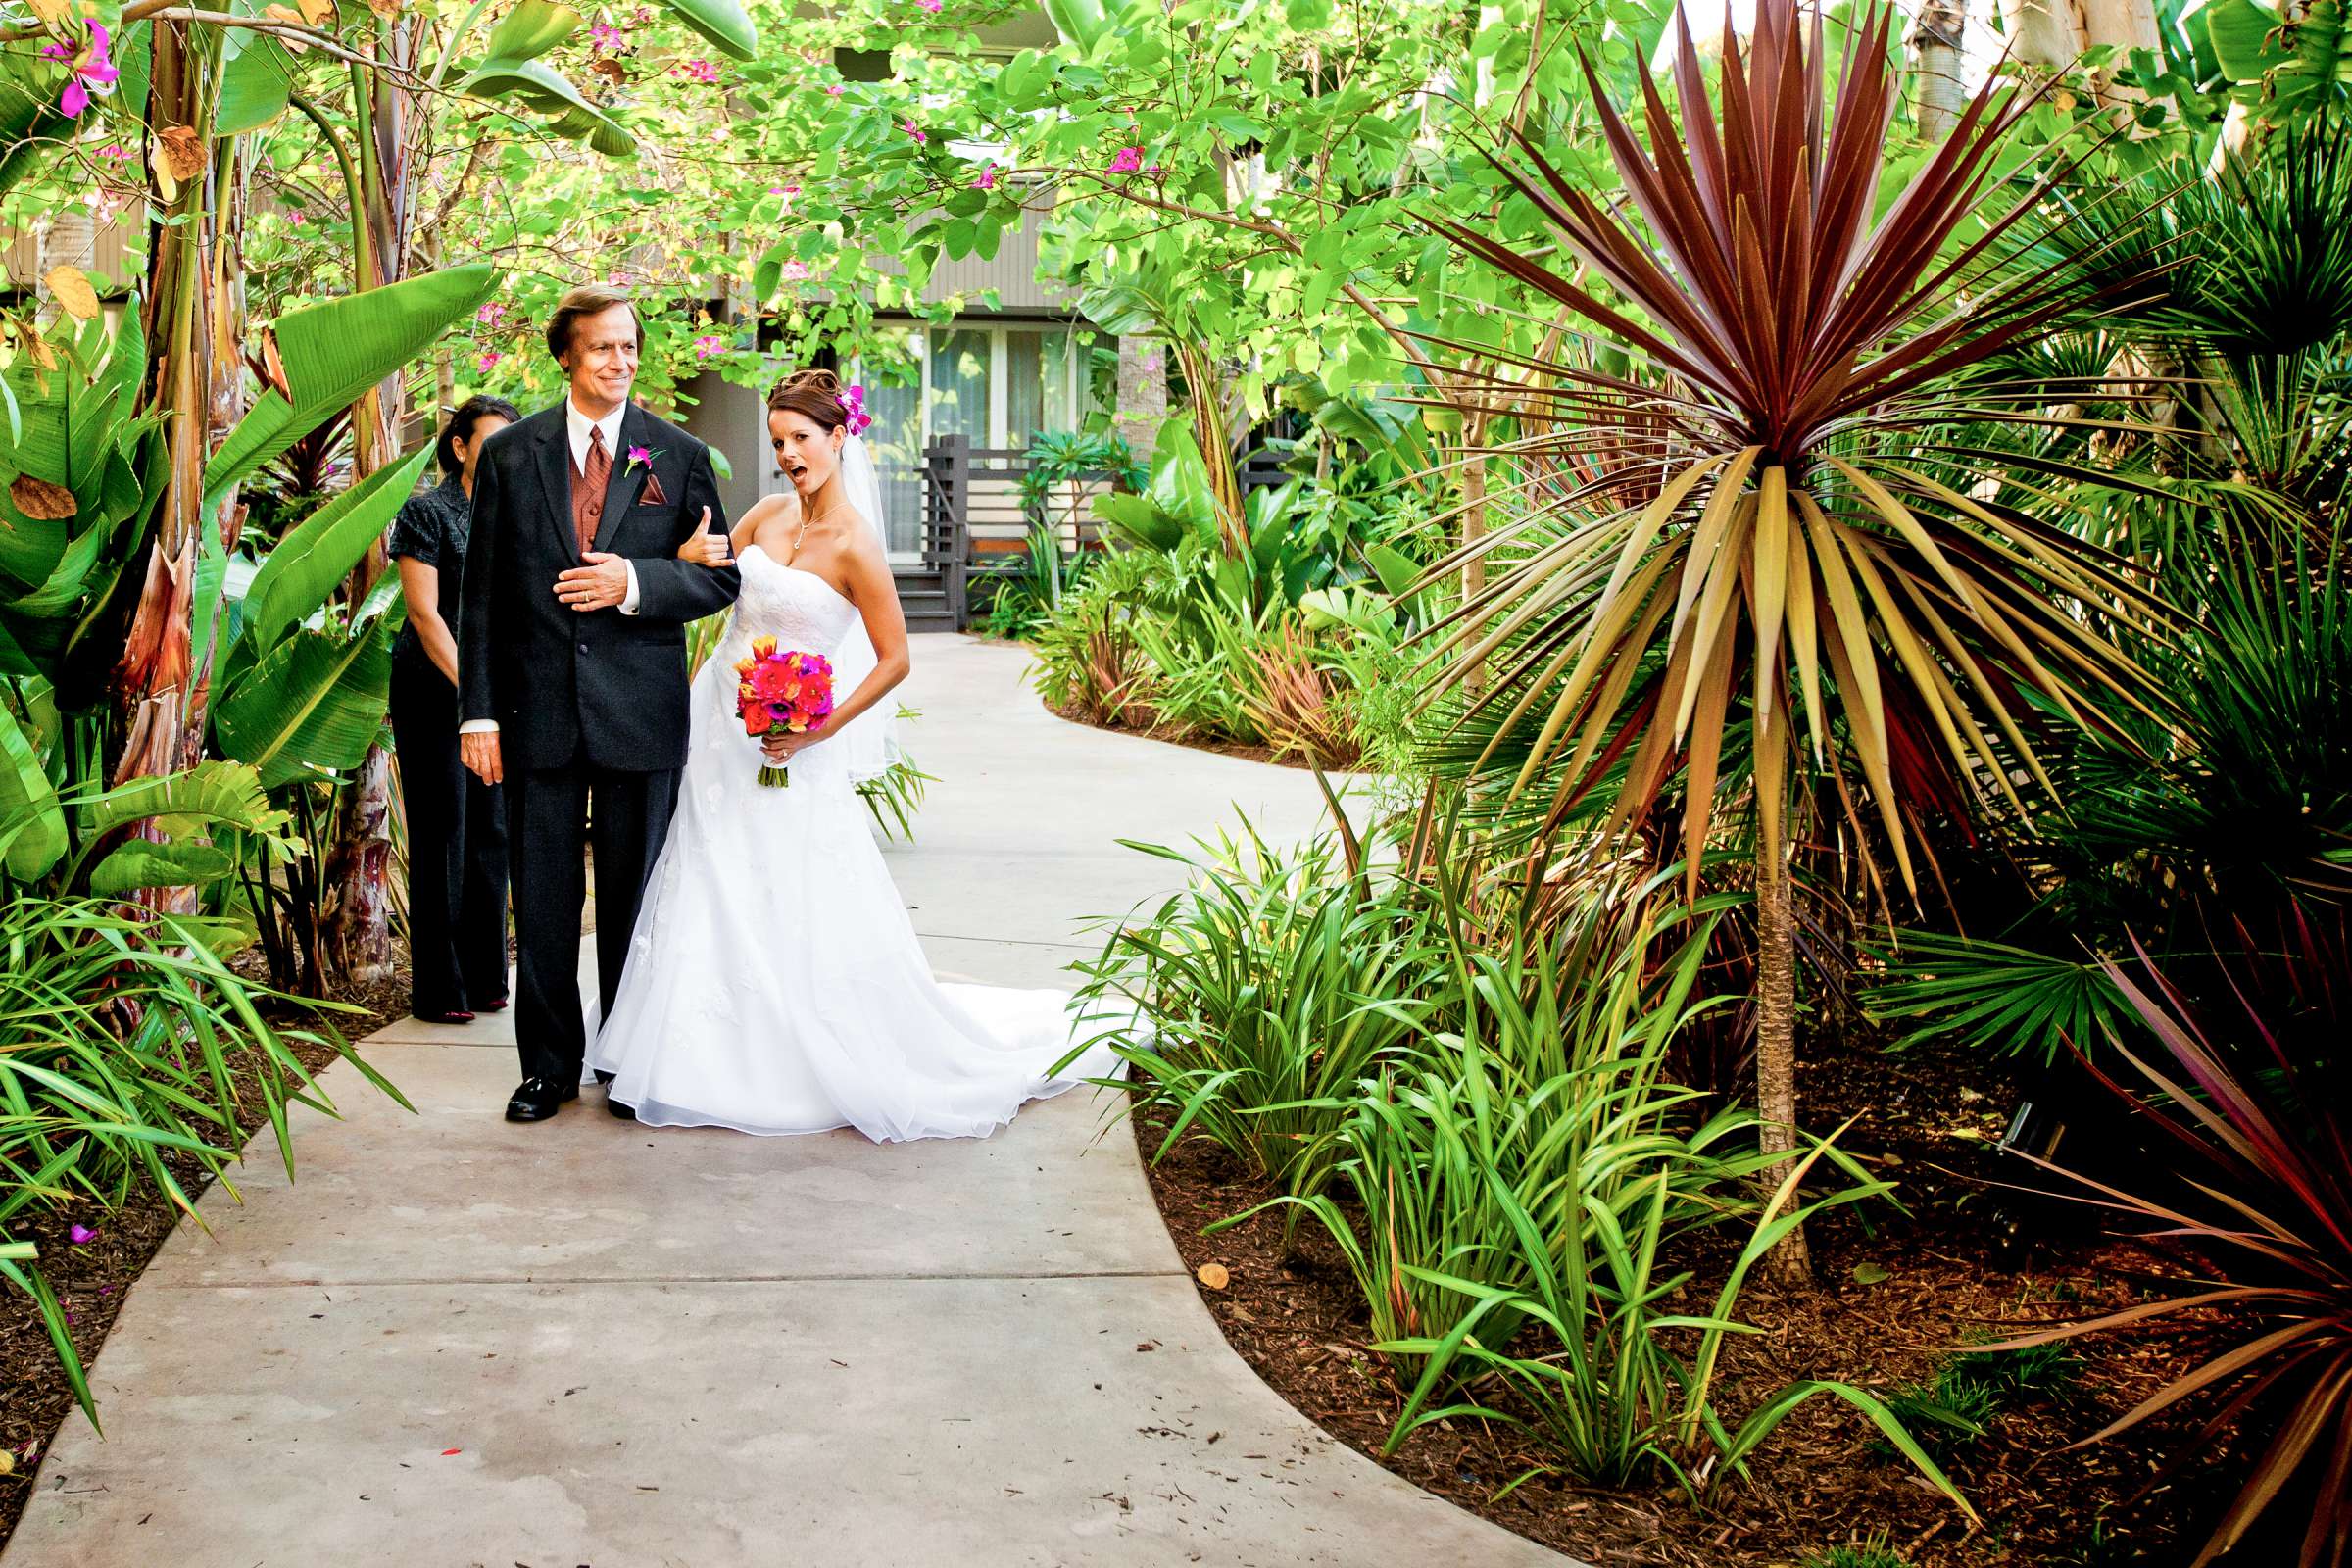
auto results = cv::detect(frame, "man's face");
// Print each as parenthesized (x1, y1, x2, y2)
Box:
(563, 304, 639, 408)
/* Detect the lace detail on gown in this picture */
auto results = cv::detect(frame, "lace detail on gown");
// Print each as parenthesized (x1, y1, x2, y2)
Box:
(587, 546, 1121, 1140)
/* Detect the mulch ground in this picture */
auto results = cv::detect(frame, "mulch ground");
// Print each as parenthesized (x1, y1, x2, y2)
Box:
(0, 956, 410, 1546)
(1043, 695, 1323, 770)
(1135, 1036, 2259, 1567)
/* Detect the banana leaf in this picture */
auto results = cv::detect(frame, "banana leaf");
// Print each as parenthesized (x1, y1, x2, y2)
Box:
(205, 265, 501, 506)
(79, 760, 291, 847)
(86, 841, 238, 897)
(0, 701, 64, 880)
(652, 0, 757, 61)
(211, 619, 397, 790)
(238, 445, 434, 658)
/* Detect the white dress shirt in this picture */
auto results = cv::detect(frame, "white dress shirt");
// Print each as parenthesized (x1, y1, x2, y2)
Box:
(458, 399, 643, 738)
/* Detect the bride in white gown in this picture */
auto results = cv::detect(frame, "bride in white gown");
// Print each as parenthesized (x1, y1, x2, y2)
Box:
(586, 368, 1119, 1139)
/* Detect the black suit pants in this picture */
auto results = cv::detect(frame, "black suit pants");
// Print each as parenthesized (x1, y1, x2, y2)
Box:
(390, 652, 510, 1017)
(505, 753, 679, 1086)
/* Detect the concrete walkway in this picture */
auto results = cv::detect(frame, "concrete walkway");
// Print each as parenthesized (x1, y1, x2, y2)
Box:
(7, 636, 1571, 1567)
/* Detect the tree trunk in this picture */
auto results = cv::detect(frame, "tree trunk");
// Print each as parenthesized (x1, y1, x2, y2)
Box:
(1994, 0, 2079, 73)
(323, 746, 395, 982)
(1909, 0, 1971, 142)
(114, 22, 236, 907)
(1115, 335, 1167, 466)
(320, 24, 417, 985)
(2076, 0, 2162, 114)
(1752, 714, 1812, 1288)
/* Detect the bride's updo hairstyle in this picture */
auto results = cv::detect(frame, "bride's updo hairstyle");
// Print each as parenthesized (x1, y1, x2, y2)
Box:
(767, 368, 873, 436)
(767, 368, 849, 430)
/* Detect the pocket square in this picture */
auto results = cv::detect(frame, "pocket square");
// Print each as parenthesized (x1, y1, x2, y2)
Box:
(638, 472, 670, 507)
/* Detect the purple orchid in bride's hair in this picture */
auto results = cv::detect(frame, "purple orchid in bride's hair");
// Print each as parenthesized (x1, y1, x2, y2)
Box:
(838, 386, 873, 437)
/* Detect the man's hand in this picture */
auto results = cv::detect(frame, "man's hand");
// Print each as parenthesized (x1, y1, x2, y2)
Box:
(556, 551, 631, 611)
(462, 729, 504, 785)
(677, 508, 732, 567)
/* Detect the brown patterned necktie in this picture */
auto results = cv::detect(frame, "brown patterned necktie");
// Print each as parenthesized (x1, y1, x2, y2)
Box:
(573, 424, 611, 556)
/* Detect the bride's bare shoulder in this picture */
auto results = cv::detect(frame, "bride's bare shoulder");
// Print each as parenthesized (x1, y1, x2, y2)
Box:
(742, 493, 797, 528)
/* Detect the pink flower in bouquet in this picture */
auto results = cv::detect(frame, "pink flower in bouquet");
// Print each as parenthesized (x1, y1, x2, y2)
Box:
(735, 644, 834, 786)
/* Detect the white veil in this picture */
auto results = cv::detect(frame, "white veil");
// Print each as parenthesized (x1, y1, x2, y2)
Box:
(829, 432, 905, 785)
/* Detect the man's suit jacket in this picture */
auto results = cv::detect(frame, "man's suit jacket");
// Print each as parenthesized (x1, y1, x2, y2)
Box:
(459, 402, 740, 773)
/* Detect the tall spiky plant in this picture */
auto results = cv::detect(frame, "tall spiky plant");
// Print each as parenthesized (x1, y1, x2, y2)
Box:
(1414, 0, 2171, 1280)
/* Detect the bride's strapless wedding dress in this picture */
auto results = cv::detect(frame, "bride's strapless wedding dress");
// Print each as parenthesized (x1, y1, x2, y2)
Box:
(586, 545, 1119, 1140)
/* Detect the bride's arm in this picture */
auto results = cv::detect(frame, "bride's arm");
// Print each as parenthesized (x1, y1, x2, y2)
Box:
(825, 527, 911, 732)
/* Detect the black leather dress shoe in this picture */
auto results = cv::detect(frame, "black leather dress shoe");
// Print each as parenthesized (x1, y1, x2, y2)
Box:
(504, 1077, 579, 1122)
(607, 1097, 637, 1121)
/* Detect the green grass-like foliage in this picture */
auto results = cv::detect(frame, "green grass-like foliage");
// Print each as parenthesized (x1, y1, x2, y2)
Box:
(1804, 1539, 1914, 1568)
(0, 895, 408, 1430)
(1068, 804, 1975, 1518)
(1880, 1336, 2080, 1456)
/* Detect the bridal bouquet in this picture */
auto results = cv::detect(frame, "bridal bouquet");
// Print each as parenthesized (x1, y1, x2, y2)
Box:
(734, 636, 835, 787)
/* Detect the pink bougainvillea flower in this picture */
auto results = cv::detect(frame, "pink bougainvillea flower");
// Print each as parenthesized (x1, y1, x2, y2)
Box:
(683, 58, 719, 84)
(476, 352, 501, 373)
(903, 119, 927, 144)
(825, 83, 845, 97)
(589, 22, 626, 50)
(53, 21, 121, 120)
(68, 1224, 97, 1246)
(974, 162, 998, 190)
(918, 0, 943, 11)
(693, 334, 725, 361)
(1148, 164, 1163, 176)
(1107, 145, 1144, 174)
(779, 259, 810, 283)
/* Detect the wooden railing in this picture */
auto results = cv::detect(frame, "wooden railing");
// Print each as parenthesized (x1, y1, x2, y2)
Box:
(896, 433, 1297, 630)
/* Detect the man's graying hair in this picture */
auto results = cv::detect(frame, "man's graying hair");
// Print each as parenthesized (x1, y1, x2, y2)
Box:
(545, 283, 645, 361)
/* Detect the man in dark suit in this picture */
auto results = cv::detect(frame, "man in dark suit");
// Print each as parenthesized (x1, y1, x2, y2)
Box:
(458, 284, 740, 1122)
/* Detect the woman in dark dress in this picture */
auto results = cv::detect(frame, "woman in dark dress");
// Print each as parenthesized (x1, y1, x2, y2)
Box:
(390, 396, 519, 1024)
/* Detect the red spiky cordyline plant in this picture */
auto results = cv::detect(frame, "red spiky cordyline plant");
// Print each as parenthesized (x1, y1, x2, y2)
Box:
(1984, 956, 2352, 1568)
(1413, 0, 2174, 1280)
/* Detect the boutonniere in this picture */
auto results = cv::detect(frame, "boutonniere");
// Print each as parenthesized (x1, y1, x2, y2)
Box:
(625, 443, 663, 474)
